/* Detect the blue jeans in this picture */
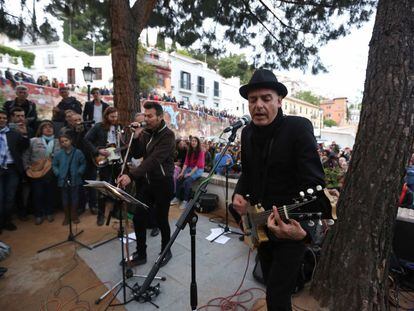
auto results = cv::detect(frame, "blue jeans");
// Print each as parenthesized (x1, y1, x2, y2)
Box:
(61, 185, 80, 209)
(0, 166, 20, 224)
(32, 176, 55, 217)
(176, 167, 203, 201)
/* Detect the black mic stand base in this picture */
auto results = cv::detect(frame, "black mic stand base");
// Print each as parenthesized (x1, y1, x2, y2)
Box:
(38, 230, 92, 253)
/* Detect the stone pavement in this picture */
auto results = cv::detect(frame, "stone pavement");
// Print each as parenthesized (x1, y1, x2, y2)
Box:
(78, 214, 265, 311)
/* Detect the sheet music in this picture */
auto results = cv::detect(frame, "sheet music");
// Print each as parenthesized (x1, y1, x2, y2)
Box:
(84, 180, 148, 208)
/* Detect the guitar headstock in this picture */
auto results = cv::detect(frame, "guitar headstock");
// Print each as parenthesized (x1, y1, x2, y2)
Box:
(285, 185, 335, 226)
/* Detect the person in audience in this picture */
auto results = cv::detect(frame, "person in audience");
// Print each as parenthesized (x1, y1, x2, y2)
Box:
(60, 113, 95, 215)
(52, 133, 86, 225)
(3, 85, 38, 130)
(5, 68, 16, 87)
(9, 107, 35, 138)
(0, 110, 29, 232)
(8, 107, 34, 221)
(23, 120, 60, 225)
(54, 87, 82, 123)
(172, 136, 205, 209)
(214, 148, 234, 176)
(83, 87, 109, 123)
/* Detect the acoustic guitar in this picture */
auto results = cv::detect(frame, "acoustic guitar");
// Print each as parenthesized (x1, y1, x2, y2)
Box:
(241, 186, 337, 250)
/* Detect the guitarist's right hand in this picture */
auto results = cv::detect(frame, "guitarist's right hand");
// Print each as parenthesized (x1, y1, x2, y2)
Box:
(98, 149, 110, 157)
(233, 194, 248, 215)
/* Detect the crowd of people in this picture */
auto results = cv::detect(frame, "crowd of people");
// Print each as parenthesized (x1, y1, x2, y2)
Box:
(1, 68, 114, 95)
(140, 91, 238, 123)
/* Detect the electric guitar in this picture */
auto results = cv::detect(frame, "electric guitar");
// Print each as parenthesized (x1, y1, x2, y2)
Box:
(241, 186, 337, 250)
(94, 144, 128, 168)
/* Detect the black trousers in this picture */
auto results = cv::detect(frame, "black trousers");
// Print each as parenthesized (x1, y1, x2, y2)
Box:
(133, 176, 174, 254)
(258, 240, 306, 311)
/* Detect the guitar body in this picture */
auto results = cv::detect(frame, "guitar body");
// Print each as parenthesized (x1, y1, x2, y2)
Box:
(242, 203, 269, 250)
(242, 187, 337, 250)
(94, 145, 123, 167)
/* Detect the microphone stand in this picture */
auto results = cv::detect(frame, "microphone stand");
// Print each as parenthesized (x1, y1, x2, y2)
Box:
(38, 151, 92, 253)
(135, 127, 240, 310)
(210, 161, 243, 243)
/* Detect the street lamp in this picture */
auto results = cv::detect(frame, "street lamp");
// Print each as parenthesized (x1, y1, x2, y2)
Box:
(82, 63, 95, 101)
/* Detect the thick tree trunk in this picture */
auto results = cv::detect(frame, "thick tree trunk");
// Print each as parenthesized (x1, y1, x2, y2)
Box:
(109, 0, 157, 124)
(311, 1, 414, 310)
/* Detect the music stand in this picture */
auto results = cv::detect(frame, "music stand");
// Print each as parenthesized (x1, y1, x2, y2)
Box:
(85, 180, 160, 310)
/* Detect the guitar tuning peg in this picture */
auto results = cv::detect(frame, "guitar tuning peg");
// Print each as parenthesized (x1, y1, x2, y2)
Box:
(307, 220, 315, 227)
(299, 191, 305, 198)
(316, 185, 323, 191)
(327, 219, 335, 226)
(307, 188, 314, 195)
(318, 220, 323, 226)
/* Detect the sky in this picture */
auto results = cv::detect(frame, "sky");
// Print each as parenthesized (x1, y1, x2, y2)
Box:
(278, 18, 375, 104)
(6, 0, 375, 104)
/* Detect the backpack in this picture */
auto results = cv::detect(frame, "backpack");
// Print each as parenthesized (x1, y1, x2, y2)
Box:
(406, 166, 414, 186)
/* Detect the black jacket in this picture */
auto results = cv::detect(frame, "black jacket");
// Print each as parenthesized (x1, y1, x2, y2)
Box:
(129, 120, 175, 181)
(55, 97, 82, 122)
(83, 100, 109, 122)
(234, 111, 326, 209)
(84, 122, 122, 157)
(5, 129, 30, 174)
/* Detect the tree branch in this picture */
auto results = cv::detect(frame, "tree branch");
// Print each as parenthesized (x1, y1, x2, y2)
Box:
(131, 0, 158, 32)
(242, 0, 285, 47)
(277, 0, 337, 8)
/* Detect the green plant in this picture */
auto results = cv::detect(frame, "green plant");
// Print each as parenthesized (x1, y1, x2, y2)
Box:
(0, 45, 35, 68)
(324, 167, 341, 189)
(324, 119, 338, 127)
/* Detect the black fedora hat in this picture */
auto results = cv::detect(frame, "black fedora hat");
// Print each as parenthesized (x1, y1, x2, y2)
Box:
(239, 69, 288, 99)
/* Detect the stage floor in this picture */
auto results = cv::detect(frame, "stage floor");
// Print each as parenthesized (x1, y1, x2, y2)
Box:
(78, 213, 264, 310)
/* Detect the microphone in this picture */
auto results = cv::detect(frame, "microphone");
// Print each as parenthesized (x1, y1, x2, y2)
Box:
(223, 115, 251, 133)
(128, 121, 147, 129)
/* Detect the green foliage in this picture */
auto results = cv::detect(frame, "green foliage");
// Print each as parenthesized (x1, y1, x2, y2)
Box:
(0, 1, 58, 43)
(0, 44, 35, 68)
(294, 90, 324, 106)
(324, 167, 341, 189)
(156, 33, 166, 51)
(47, 1, 110, 55)
(324, 119, 337, 127)
(217, 54, 254, 84)
(137, 43, 156, 93)
(3, 0, 375, 73)
(149, 0, 376, 73)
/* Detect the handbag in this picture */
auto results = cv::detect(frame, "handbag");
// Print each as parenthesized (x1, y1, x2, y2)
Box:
(26, 158, 52, 179)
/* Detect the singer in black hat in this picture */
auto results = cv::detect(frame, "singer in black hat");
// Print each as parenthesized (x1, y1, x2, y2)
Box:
(232, 69, 330, 311)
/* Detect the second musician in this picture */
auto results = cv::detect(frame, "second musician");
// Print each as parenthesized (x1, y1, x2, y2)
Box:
(118, 101, 175, 267)
(84, 107, 122, 226)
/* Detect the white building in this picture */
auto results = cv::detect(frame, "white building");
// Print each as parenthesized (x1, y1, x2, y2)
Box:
(18, 40, 112, 88)
(169, 52, 243, 115)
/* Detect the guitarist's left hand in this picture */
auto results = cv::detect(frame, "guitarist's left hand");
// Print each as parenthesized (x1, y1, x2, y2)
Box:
(267, 206, 307, 241)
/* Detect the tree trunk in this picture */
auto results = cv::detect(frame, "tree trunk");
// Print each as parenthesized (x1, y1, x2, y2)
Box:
(109, 0, 157, 124)
(311, 0, 414, 310)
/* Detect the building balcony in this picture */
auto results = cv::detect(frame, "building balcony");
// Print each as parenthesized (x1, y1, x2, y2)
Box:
(144, 56, 171, 69)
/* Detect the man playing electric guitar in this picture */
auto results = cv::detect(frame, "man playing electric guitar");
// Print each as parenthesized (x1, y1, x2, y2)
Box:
(85, 107, 123, 226)
(233, 69, 331, 311)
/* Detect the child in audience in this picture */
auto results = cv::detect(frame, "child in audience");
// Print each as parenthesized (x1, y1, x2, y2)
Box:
(52, 134, 86, 225)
